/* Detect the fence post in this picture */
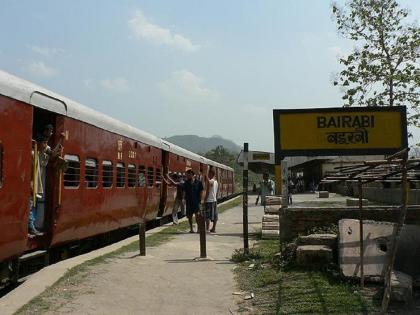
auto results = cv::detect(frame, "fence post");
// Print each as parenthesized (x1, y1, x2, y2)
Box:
(139, 222, 146, 256)
(243, 143, 249, 256)
(198, 211, 207, 258)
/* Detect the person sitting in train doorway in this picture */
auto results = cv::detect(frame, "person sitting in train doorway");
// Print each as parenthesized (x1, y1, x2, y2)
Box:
(163, 172, 185, 225)
(29, 126, 64, 235)
(183, 169, 203, 233)
(28, 135, 51, 235)
(204, 169, 219, 233)
(257, 172, 275, 209)
(37, 124, 65, 158)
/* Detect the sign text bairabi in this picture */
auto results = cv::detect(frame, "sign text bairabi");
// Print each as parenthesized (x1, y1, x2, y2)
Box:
(273, 107, 407, 162)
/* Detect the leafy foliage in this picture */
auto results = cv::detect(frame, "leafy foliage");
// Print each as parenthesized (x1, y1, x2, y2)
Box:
(332, 0, 419, 125)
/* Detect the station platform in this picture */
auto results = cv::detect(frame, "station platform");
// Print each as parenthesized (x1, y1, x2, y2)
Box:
(0, 197, 264, 315)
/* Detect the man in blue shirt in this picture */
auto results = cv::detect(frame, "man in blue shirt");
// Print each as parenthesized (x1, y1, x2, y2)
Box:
(183, 169, 203, 233)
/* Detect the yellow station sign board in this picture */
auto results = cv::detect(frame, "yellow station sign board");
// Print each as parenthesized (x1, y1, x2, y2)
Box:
(273, 107, 407, 161)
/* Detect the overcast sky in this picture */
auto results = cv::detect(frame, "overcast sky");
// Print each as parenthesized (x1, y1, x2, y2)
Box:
(1, 0, 419, 151)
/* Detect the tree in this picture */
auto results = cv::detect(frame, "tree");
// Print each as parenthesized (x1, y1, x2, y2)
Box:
(204, 145, 234, 166)
(204, 145, 260, 189)
(332, 0, 419, 125)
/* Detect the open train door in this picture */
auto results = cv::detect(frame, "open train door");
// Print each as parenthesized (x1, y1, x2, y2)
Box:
(29, 92, 67, 248)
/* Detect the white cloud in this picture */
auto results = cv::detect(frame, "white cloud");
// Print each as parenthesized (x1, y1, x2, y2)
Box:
(100, 77, 129, 92)
(29, 45, 65, 57)
(128, 10, 200, 52)
(242, 104, 270, 115)
(159, 70, 219, 104)
(25, 61, 58, 77)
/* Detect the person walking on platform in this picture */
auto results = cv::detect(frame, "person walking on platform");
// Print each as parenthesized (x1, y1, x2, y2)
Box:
(257, 172, 275, 208)
(204, 169, 219, 233)
(164, 172, 185, 225)
(183, 169, 203, 233)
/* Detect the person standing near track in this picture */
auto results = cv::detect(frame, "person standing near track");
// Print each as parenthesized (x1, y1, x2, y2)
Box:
(183, 169, 203, 233)
(204, 169, 219, 233)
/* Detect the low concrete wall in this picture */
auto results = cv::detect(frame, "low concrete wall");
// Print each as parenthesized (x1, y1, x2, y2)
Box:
(280, 206, 420, 242)
(332, 182, 420, 205)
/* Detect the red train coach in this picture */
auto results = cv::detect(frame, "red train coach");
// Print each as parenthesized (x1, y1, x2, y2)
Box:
(0, 70, 234, 283)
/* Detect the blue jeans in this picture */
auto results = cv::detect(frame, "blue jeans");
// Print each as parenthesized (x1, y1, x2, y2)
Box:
(28, 199, 37, 232)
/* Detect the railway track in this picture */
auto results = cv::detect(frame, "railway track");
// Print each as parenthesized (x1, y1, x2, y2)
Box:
(0, 193, 242, 298)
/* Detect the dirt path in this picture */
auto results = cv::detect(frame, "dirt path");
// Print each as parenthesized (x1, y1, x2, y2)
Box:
(21, 204, 264, 315)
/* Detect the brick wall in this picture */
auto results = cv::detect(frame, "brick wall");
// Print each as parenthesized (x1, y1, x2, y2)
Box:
(280, 206, 420, 242)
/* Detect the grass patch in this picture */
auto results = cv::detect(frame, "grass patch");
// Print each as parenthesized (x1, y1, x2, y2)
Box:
(15, 196, 242, 315)
(233, 239, 381, 315)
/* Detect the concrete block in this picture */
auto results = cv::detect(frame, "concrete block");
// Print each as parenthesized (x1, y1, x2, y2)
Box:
(318, 191, 329, 198)
(296, 245, 333, 266)
(346, 198, 368, 207)
(262, 230, 279, 239)
(265, 196, 282, 205)
(262, 222, 279, 230)
(262, 214, 279, 222)
(339, 219, 393, 278)
(298, 234, 337, 247)
(391, 271, 413, 304)
(339, 219, 420, 280)
(264, 206, 280, 214)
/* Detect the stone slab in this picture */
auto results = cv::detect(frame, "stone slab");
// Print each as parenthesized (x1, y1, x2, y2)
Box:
(318, 191, 329, 198)
(262, 230, 279, 239)
(264, 206, 281, 214)
(262, 222, 279, 228)
(339, 219, 420, 279)
(298, 234, 337, 247)
(262, 214, 279, 222)
(265, 196, 282, 205)
(296, 245, 333, 266)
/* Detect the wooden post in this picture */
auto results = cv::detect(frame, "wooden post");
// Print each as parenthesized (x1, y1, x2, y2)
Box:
(243, 143, 249, 256)
(358, 178, 364, 288)
(139, 222, 146, 256)
(381, 150, 409, 313)
(275, 164, 282, 196)
(198, 212, 207, 258)
(281, 160, 288, 205)
(279, 159, 288, 253)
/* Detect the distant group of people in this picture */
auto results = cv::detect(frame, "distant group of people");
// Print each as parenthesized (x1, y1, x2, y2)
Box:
(163, 168, 219, 233)
(252, 172, 320, 206)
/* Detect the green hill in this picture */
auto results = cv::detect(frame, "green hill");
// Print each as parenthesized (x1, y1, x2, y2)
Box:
(164, 135, 241, 154)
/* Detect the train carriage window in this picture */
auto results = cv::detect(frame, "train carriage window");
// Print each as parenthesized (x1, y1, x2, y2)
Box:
(85, 158, 98, 188)
(0, 143, 3, 187)
(138, 166, 146, 187)
(128, 164, 136, 187)
(102, 161, 113, 188)
(116, 163, 125, 188)
(155, 168, 162, 186)
(147, 167, 154, 187)
(63, 155, 80, 188)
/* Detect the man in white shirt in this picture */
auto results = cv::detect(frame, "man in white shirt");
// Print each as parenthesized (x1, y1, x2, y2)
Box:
(259, 172, 275, 208)
(204, 169, 219, 233)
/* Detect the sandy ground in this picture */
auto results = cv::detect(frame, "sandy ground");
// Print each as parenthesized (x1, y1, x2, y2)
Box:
(32, 204, 264, 315)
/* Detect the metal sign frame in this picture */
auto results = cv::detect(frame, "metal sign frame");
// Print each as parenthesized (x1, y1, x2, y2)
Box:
(273, 106, 407, 163)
